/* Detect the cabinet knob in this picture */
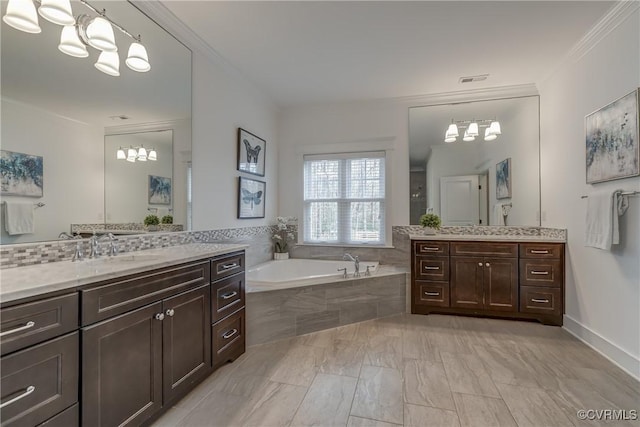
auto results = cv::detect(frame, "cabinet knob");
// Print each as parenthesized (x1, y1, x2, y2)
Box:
(485, 263, 490, 267)
(478, 262, 483, 267)
(165, 309, 175, 317)
(155, 313, 165, 321)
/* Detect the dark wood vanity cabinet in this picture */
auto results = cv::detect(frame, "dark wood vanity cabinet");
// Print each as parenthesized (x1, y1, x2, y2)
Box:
(412, 239, 564, 325)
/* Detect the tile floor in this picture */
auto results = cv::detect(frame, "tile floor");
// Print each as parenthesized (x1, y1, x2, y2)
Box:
(153, 314, 640, 427)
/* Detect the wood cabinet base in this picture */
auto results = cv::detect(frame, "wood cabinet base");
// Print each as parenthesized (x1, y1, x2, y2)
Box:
(412, 305, 562, 326)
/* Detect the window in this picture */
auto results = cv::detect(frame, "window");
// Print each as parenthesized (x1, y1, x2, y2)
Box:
(303, 151, 385, 245)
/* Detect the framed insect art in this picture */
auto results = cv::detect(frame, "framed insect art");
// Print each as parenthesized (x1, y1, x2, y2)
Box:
(238, 176, 266, 219)
(237, 128, 266, 177)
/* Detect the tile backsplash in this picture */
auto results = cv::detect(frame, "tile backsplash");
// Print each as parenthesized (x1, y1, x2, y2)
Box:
(1, 225, 566, 269)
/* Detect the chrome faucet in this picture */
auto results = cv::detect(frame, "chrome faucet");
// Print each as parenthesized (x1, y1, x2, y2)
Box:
(337, 267, 348, 279)
(106, 233, 118, 257)
(89, 233, 101, 258)
(343, 253, 360, 277)
(72, 241, 84, 262)
(89, 233, 118, 258)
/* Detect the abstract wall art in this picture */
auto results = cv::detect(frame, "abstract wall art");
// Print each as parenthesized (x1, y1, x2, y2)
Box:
(0, 150, 44, 197)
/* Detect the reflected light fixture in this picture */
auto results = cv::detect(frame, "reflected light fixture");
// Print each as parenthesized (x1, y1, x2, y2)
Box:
(444, 118, 502, 143)
(2, 0, 151, 77)
(2, 0, 41, 33)
(119, 146, 157, 163)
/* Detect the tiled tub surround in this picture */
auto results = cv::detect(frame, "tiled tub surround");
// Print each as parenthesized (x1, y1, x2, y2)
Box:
(0, 243, 247, 303)
(0, 226, 274, 269)
(246, 267, 408, 346)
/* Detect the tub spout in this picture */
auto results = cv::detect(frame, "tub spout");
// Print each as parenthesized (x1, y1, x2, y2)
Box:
(343, 253, 360, 277)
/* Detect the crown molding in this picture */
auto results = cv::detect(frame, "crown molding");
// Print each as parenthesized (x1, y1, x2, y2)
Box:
(393, 84, 539, 108)
(2, 96, 91, 126)
(104, 118, 189, 135)
(539, 0, 639, 85)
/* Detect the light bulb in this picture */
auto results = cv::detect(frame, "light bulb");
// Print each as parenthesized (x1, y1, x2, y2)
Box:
(137, 146, 147, 161)
(127, 147, 137, 162)
(116, 147, 126, 160)
(126, 42, 151, 72)
(467, 122, 479, 137)
(59, 25, 89, 58)
(38, 0, 74, 26)
(444, 136, 457, 143)
(95, 51, 120, 77)
(2, 0, 41, 33)
(484, 128, 497, 141)
(148, 149, 157, 161)
(463, 130, 475, 142)
(86, 16, 116, 51)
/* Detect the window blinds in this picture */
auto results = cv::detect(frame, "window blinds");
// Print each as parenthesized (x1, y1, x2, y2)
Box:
(303, 151, 385, 245)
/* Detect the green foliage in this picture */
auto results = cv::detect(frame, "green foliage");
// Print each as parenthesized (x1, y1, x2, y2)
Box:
(144, 214, 160, 226)
(161, 215, 173, 224)
(419, 213, 441, 229)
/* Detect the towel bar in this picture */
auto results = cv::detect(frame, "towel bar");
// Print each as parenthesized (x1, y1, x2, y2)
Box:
(581, 190, 639, 199)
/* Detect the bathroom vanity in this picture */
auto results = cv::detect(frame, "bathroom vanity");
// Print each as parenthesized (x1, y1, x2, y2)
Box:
(411, 236, 564, 326)
(0, 244, 246, 427)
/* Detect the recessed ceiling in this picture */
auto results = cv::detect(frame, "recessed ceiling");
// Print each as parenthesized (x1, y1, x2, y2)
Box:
(163, 1, 614, 107)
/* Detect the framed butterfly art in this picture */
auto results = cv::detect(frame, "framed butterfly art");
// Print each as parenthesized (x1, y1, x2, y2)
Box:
(237, 128, 266, 177)
(238, 176, 266, 219)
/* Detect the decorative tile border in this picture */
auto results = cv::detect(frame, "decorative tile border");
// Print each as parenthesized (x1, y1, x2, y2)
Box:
(71, 223, 184, 233)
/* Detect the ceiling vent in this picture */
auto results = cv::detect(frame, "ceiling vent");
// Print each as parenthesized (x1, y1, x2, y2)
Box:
(109, 115, 130, 121)
(459, 74, 489, 84)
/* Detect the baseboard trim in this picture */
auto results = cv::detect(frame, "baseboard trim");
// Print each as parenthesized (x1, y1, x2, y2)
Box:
(563, 314, 640, 381)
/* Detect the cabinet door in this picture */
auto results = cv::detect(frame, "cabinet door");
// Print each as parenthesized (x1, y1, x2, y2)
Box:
(82, 303, 163, 427)
(450, 257, 484, 309)
(483, 257, 518, 312)
(163, 285, 212, 404)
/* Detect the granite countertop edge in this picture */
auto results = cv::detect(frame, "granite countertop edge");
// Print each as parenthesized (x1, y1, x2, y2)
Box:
(408, 234, 566, 243)
(0, 243, 248, 305)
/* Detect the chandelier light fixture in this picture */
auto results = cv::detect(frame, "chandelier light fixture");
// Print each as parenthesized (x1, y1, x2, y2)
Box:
(2, 0, 151, 77)
(444, 119, 502, 143)
(117, 146, 157, 163)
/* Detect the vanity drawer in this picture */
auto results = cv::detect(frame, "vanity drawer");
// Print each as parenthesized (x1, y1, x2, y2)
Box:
(414, 241, 449, 256)
(520, 286, 562, 316)
(81, 260, 210, 326)
(415, 256, 449, 281)
(36, 403, 78, 427)
(520, 259, 563, 287)
(519, 243, 563, 259)
(212, 273, 245, 324)
(1, 293, 78, 356)
(212, 308, 245, 368)
(451, 242, 518, 258)
(414, 281, 450, 307)
(0, 332, 79, 427)
(211, 252, 245, 282)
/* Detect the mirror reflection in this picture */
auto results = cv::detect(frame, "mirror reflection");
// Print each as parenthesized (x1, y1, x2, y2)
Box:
(409, 96, 540, 226)
(0, 1, 191, 244)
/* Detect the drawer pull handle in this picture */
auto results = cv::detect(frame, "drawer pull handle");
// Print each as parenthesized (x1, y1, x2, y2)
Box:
(421, 247, 440, 251)
(424, 291, 440, 296)
(0, 321, 35, 338)
(221, 291, 238, 300)
(531, 298, 549, 304)
(222, 329, 238, 339)
(530, 250, 549, 254)
(221, 263, 238, 270)
(424, 266, 439, 270)
(0, 386, 35, 409)
(165, 309, 175, 317)
(531, 271, 549, 275)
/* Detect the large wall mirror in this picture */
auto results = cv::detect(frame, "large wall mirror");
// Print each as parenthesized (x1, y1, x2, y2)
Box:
(1, 1, 191, 244)
(409, 96, 540, 226)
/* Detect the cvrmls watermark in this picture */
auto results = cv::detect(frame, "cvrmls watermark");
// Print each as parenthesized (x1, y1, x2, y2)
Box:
(577, 409, 638, 421)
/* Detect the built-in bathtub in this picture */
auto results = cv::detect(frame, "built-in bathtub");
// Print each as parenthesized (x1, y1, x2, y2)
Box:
(246, 258, 379, 292)
(245, 258, 408, 346)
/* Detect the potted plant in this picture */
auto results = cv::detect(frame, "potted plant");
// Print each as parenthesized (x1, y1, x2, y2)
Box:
(272, 216, 297, 260)
(161, 215, 173, 224)
(419, 213, 441, 235)
(144, 214, 160, 231)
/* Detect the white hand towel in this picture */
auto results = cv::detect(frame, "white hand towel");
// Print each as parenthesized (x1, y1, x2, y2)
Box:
(4, 201, 35, 235)
(493, 203, 505, 226)
(585, 189, 623, 250)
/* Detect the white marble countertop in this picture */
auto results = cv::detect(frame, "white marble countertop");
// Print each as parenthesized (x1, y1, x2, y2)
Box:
(0, 243, 247, 304)
(409, 234, 566, 243)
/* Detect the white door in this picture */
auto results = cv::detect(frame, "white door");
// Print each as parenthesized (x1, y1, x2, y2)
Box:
(440, 175, 480, 226)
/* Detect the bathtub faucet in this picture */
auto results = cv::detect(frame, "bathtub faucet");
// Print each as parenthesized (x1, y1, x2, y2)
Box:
(343, 253, 360, 277)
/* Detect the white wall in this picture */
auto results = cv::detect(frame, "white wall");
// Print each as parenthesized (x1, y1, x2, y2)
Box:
(539, 6, 640, 377)
(1, 99, 104, 243)
(191, 54, 279, 230)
